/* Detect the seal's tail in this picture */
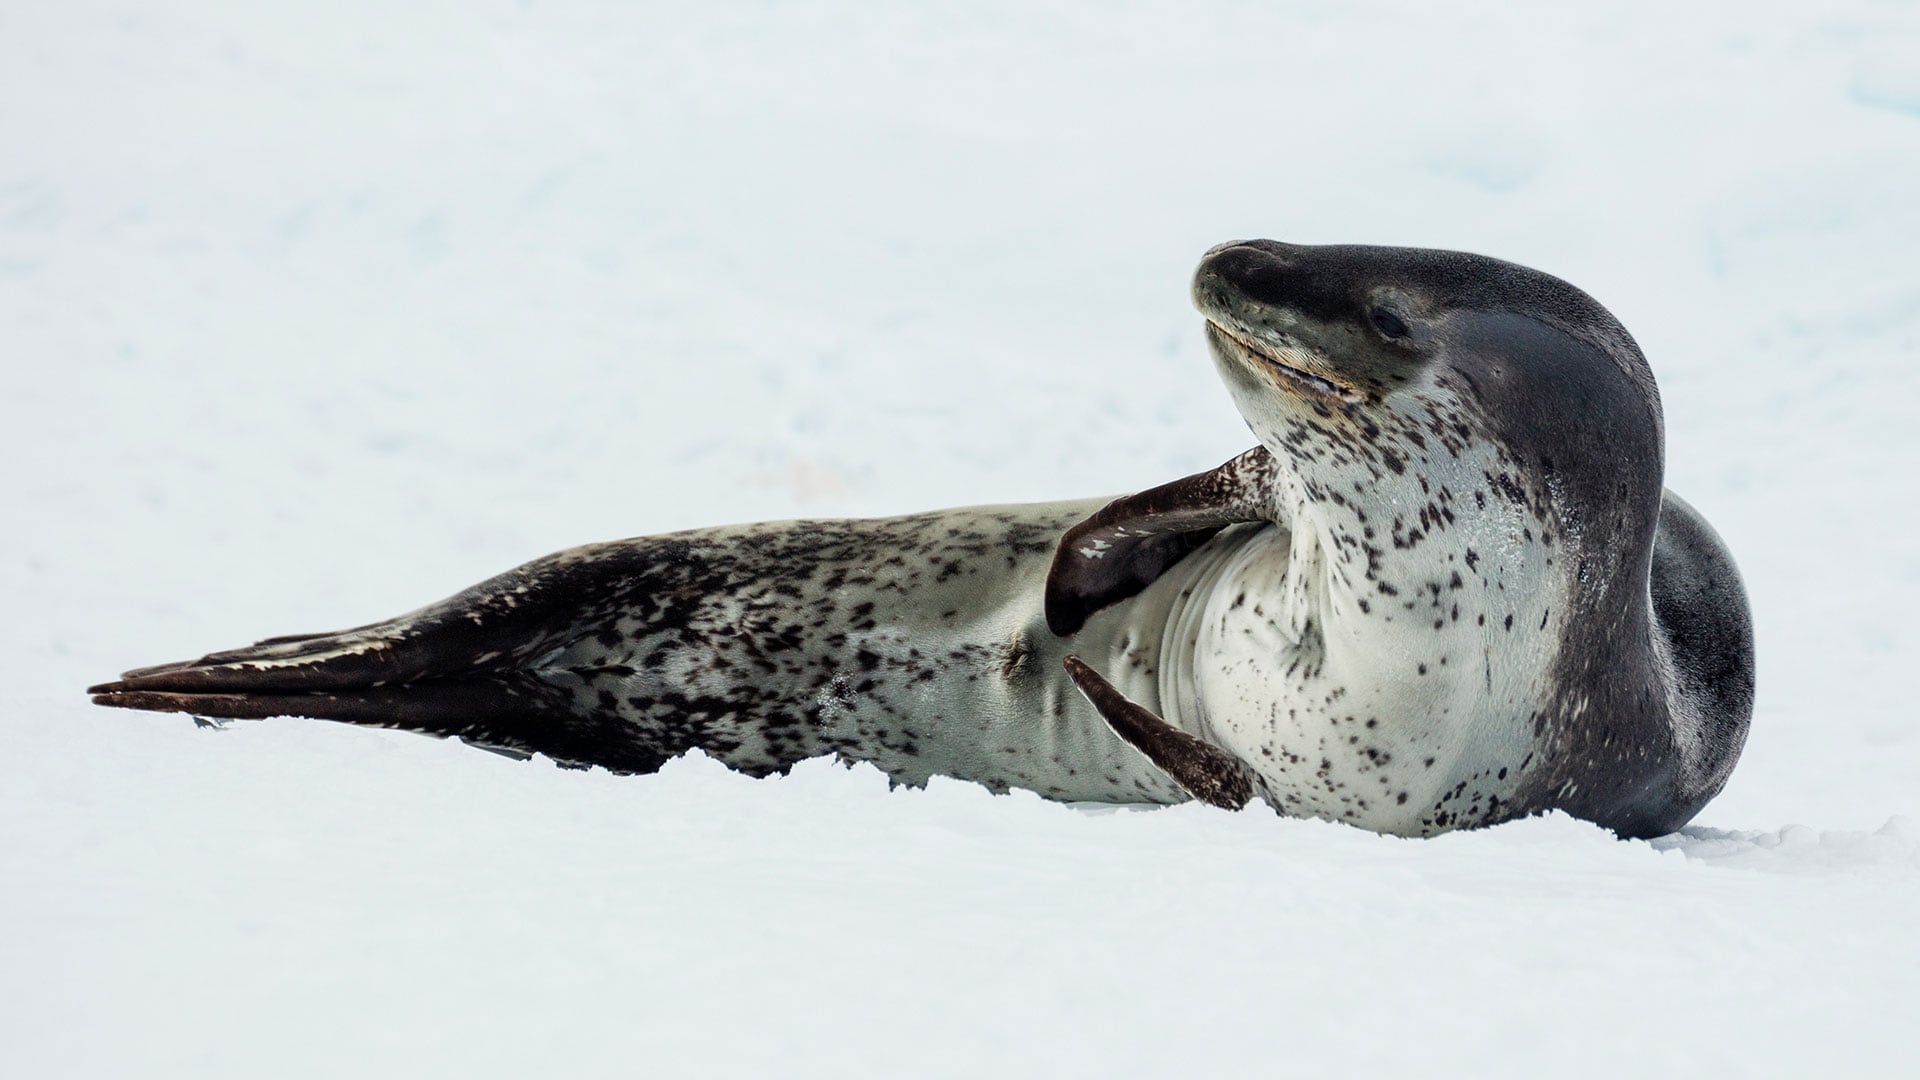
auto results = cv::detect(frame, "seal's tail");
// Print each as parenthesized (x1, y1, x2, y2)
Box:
(88, 549, 672, 773)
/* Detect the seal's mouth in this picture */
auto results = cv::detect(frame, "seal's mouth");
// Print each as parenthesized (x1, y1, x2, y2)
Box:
(1205, 321, 1359, 403)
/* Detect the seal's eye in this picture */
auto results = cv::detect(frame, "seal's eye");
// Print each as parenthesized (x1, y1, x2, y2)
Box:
(1370, 306, 1411, 339)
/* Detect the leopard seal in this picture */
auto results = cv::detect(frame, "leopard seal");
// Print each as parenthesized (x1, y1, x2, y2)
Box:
(90, 240, 1755, 838)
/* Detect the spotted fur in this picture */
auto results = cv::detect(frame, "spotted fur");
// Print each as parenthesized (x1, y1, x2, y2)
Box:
(90, 240, 1755, 839)
(1135, 241, 1754, 837)
(92, 504, 1195, 803)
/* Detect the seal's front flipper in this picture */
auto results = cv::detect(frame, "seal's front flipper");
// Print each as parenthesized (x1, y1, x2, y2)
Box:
(1045, 446, 1279, 636)
(1062, 655, 1255, 810)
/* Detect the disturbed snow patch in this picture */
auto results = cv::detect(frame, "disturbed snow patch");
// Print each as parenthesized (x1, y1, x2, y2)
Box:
(1652, 816, 1920, 873)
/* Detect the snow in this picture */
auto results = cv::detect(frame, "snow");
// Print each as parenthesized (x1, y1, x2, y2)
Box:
(4, 1, 1917, 1076)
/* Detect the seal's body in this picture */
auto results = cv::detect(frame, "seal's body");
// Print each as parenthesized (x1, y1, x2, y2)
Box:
(93, 241, 1755, 838)
(93, 503, 1194, 804)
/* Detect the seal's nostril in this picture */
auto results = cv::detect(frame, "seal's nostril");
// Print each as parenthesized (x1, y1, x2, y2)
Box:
(1207, 244, 1296, 309)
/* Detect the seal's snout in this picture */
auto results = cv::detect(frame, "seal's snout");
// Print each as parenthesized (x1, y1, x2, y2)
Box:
(1193, 240, 1305, 318)
(1207, 245, 1294, 308)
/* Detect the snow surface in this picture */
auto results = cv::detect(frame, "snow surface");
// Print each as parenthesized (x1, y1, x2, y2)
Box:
(4, 1, 1918, 1076)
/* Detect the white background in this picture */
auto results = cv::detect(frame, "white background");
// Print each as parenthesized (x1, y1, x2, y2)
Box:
(4, 2, 1917, 1076)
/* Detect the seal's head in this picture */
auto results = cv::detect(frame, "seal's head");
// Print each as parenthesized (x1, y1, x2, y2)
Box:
(1051, 240, 1750, 838)
(1194, 240, 1666, 605)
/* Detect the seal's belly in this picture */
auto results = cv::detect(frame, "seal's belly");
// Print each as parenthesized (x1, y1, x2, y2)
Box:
(1190, 527, 1531, 835)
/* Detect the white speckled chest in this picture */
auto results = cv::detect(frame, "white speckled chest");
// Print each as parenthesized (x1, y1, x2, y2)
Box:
(1173, 503, 1561, 835)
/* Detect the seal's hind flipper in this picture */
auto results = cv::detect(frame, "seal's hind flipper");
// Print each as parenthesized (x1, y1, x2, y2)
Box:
(97, 618, 420, 691)
(89, 542, 673, 772)
(91, 676, 668, 774)
(1062, 655, 1255, 810)
(1045, 447, 1279, 636)
(89, 540, 648, 700)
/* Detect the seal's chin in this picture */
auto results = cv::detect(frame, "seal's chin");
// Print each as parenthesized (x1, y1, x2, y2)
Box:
(1205, 321, 1359, 403)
